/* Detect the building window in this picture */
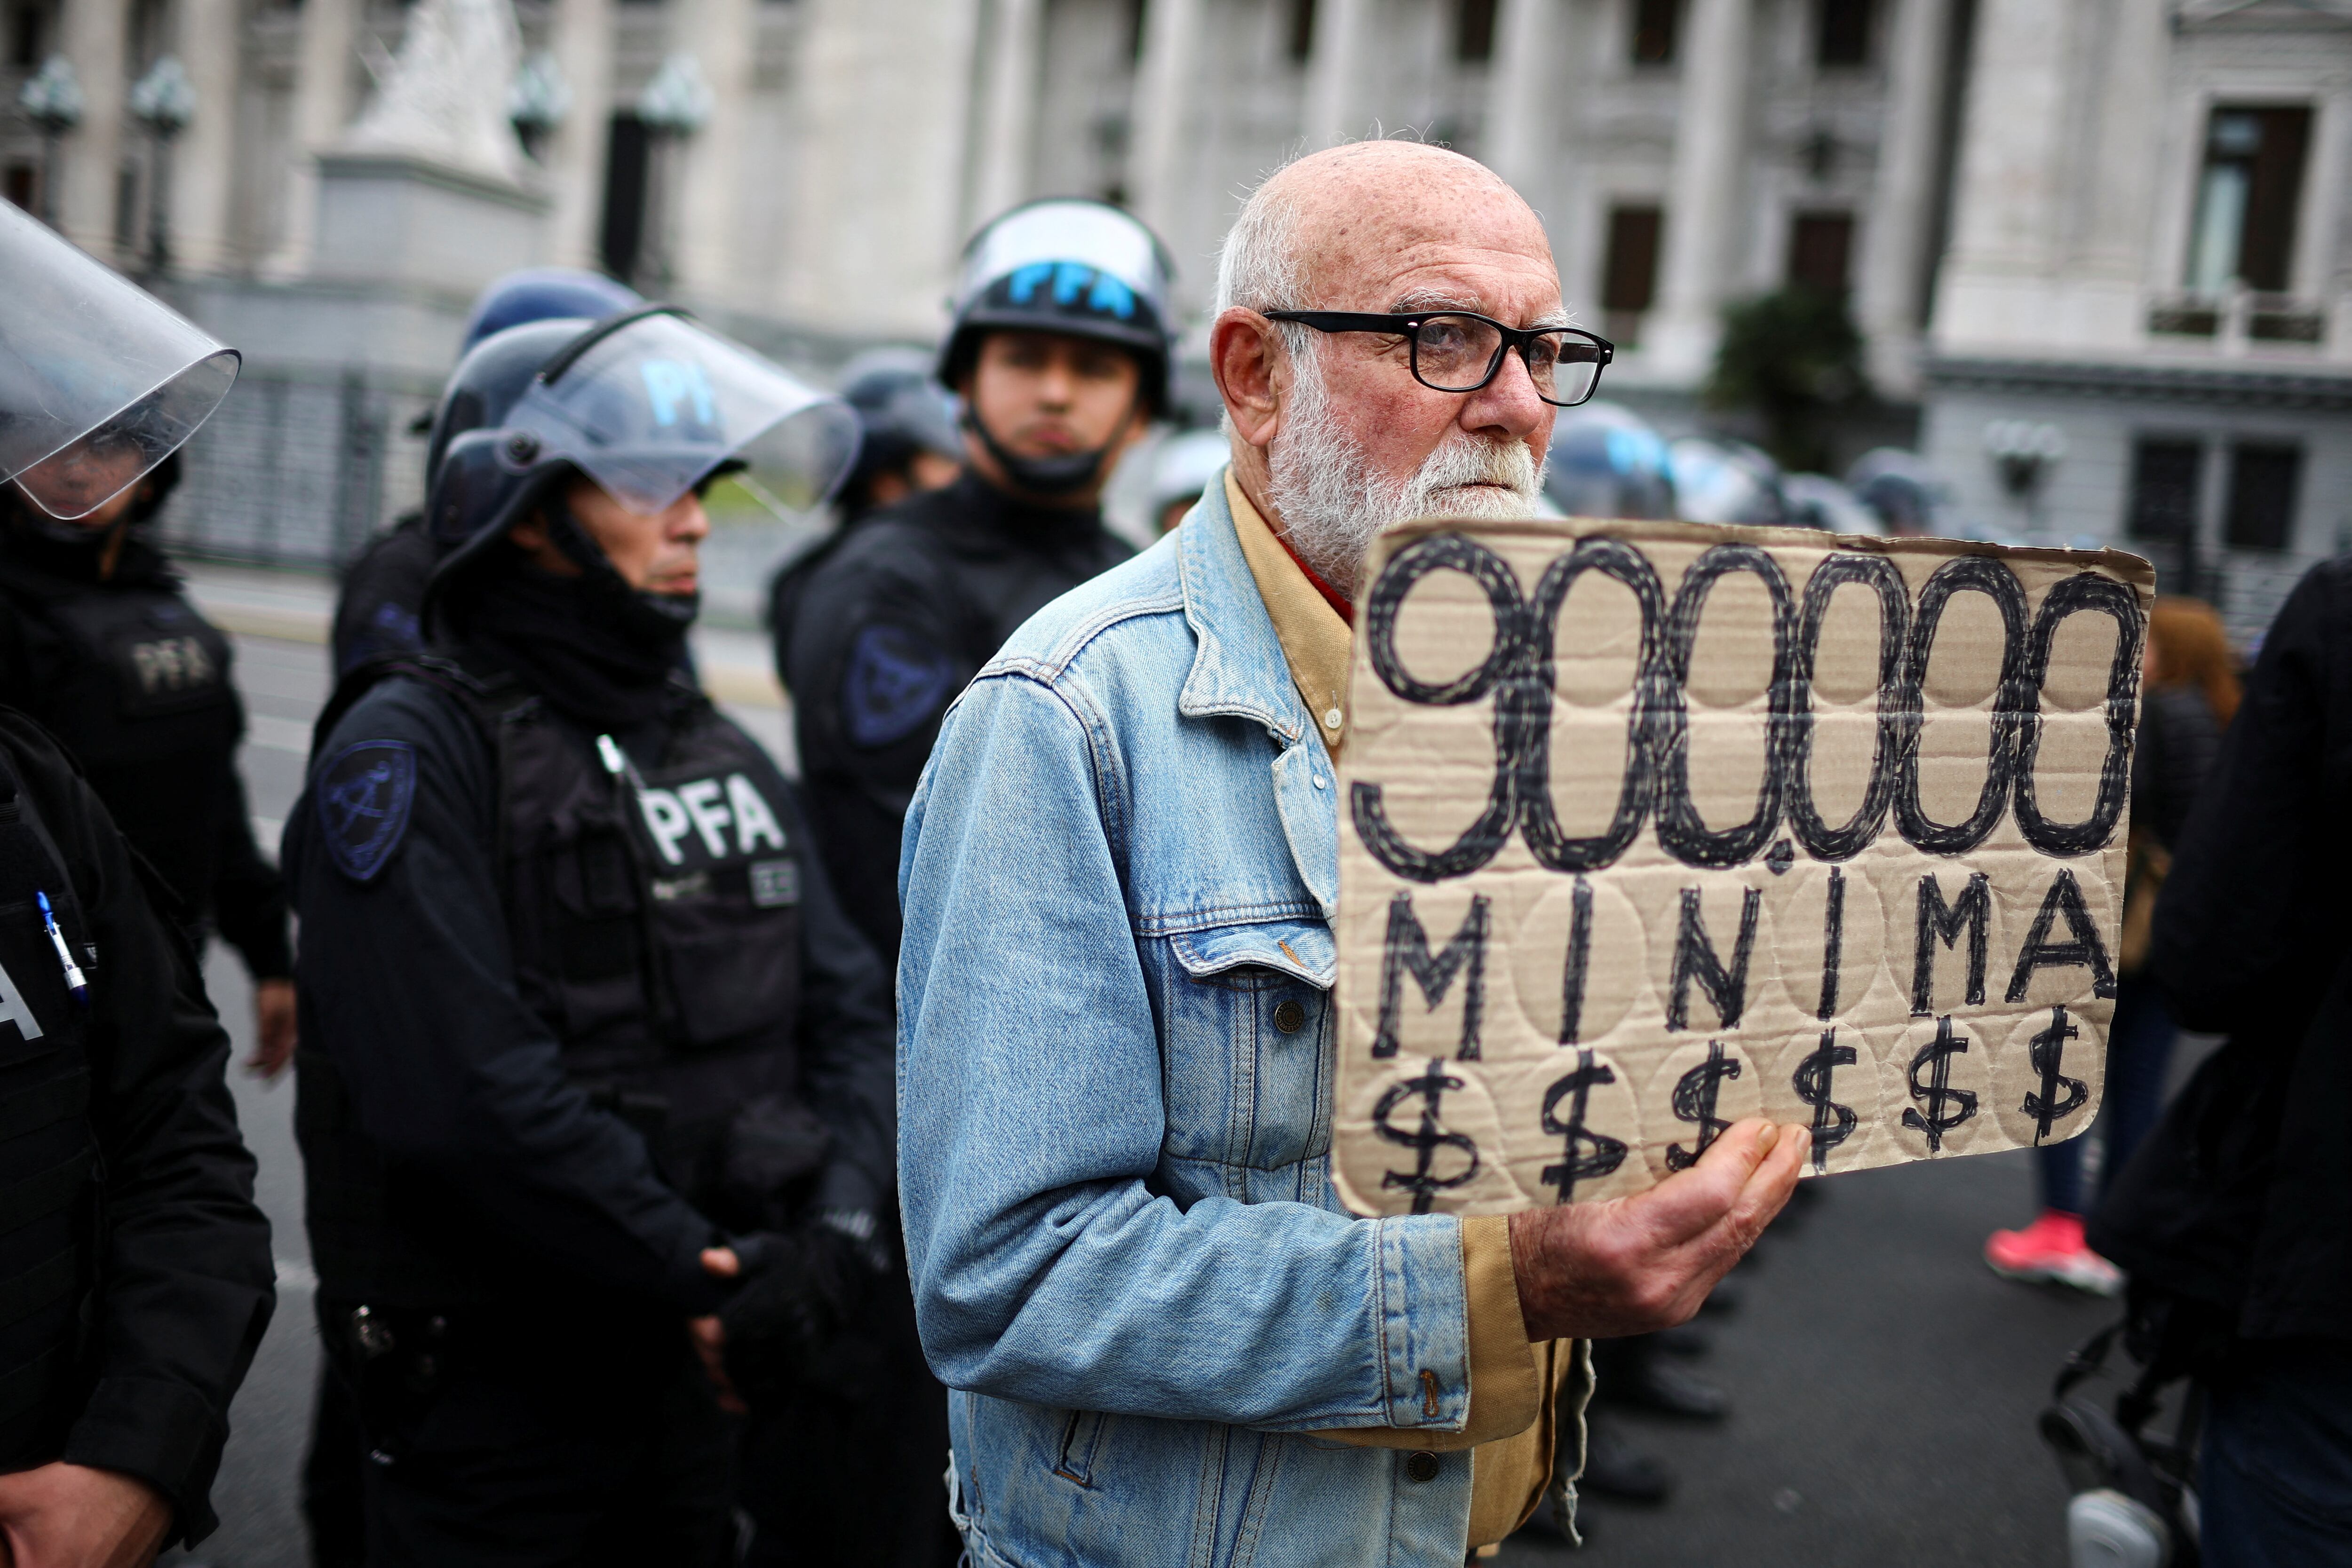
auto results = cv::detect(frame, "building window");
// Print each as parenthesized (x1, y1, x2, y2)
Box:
(1631, 0, 1678, 64)
(2225, 443, 2302, 551)
(1601, 205, 1663, 342)
(2186, 106, 2311, 295)
(1786, 211, 1855, 295)
(3, 164, 33, 214)
(1125, 0, 1146, 62)
(1287, 0, 1316, 63)
(1817, 0, 1872, 65)
(2125, 440, 2201, 543)
(600, 114, 651, 284)
(1457, 0, 1498, 62)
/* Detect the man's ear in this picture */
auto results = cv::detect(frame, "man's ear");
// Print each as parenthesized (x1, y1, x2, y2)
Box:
(1210, 309, 1284, 451)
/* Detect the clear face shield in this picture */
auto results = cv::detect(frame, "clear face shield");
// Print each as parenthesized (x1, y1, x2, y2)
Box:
(502, 309, 859, 525)
(0, 201, 240, 520)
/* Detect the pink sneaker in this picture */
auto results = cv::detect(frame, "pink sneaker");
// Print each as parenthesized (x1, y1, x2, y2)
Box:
(1985, 1211, 2122, 1296)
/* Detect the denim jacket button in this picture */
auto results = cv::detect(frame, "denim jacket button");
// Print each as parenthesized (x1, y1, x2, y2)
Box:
(1405, 1450, 1439, 1483)
(1272, 998, 1307, 1034)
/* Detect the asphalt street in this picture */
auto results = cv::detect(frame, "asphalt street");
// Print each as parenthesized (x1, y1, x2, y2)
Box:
(162, 565, 2147, 1568)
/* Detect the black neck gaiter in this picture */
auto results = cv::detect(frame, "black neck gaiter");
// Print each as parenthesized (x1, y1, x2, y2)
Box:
(455, 560, 690, 729)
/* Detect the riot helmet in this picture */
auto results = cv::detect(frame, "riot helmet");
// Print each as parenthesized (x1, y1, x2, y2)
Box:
(422, 305, 857, 618)
(1146, 428, 1230, 533)
(1668, 436, 1787, 528)
(1846, 447, 1947, 536)
(941, 198, 1176, 494)
(1542, 401, 1676, 521)
(0, 199, 239, 521)
(460, 268, 644, 356)
(835, 347, 963, 512)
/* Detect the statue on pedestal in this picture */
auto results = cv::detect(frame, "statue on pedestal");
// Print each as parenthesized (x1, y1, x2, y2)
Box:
(344, 0, 528, 184)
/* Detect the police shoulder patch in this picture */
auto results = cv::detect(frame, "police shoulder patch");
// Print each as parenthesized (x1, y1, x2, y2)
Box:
(842, 624, 956, 749)
(316, 740, 419, 882)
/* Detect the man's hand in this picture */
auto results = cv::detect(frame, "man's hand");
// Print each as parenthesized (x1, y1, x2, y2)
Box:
(1509, 1119, 1807, 1341)
(0, 1462, 172, 1568)
(244, 977, 297, 1079)
(692, 1247, 747, 1413)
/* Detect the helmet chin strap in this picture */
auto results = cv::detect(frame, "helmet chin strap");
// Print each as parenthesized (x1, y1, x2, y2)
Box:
(964, 399, 1139, 500)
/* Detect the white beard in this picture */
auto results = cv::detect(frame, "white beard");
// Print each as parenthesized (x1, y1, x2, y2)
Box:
(1263, 344, 1545, 591)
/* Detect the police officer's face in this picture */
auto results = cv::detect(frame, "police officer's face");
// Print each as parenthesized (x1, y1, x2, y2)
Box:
(964, 331, 1145, 471)
(512, 478, 709, 596)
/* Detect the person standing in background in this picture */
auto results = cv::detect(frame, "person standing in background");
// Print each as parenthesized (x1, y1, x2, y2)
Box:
(775, 198, 1164, 964)
(1986, 596, 2236, 1291)
(0, 452, 297, 1077)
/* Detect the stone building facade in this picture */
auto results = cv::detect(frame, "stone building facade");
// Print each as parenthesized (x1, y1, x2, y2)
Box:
(3, 0, 2348, 638)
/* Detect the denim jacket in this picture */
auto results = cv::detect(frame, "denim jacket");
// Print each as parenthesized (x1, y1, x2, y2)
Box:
(898, 481, 1500, 1568)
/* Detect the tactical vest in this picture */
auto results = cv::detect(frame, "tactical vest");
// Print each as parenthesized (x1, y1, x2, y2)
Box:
(0, 749, 102, 1470)
(301, 658, 815, 1306)
(0, 561, 237, 909)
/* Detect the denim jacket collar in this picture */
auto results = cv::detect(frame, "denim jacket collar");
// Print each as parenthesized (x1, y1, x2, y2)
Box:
(1176, 478, 1341, 924)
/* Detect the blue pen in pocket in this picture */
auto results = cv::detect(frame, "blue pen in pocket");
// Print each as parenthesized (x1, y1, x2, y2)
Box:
(35, 891, 87, 1005)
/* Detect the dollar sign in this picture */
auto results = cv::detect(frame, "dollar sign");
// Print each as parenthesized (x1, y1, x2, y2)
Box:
(2022, 1004, 2089, 1144)
(1792, 1028, 1858, 1174)
(1901, 1015, 1978, 1153)
(1374, 1059, 1481, 1214)
(1540, 1049, 1627, 1202)
(1665, 1041, 1740, 1172)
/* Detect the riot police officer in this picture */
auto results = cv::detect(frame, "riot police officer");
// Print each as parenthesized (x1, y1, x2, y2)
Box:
(329, 267, 643, 677)
(287, 304, 892, 1565)
(0, 192, 273, 1566)
(775, 198, 1171, 960)
(0, 418, 295, 1080)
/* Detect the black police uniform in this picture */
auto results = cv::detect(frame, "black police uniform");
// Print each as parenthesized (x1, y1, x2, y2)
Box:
(0, 705, 274, 1544)
(0, 502, 292, 978)
(776, 468, 1131, 960)
(288, 575, 895, 1566)
(329, 511, 436, 679)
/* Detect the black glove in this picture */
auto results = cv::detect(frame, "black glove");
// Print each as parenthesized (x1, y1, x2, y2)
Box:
(720, 1212, 892, 1407)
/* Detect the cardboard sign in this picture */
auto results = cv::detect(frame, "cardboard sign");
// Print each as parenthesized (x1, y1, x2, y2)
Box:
(1329, 518, 2153, 1217)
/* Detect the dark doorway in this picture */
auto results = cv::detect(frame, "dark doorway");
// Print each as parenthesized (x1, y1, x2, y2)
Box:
(3, 164, 34, 214)
(1817, 0, 1873, 66)
(1631, 0, 1679, 63)
(600, 113, 651, 285)
(1457, 0, 1498, 62)
(1787, 212, 1855, 296)
(1601, 205, 1663, 344)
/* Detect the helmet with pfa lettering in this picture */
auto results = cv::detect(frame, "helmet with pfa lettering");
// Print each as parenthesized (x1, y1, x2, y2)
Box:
(422, 304, 858, 582)
(0, 199, 239, 521)
(940, 198, 1176, 416)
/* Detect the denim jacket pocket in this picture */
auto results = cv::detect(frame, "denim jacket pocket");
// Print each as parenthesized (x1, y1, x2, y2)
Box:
(1052, 1408, 1111, 1487)
(1155, 919, 1336, 1183)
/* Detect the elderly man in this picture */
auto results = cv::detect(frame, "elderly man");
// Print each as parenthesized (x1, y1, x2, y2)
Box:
(897, 143, 1807, 1566)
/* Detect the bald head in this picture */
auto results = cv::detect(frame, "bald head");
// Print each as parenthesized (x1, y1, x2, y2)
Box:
(1219, 143, 1557, 317)
(1210, 143, 1565, 594)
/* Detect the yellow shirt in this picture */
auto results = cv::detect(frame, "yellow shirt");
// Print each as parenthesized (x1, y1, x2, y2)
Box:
(1220, 470, 1585, 1551)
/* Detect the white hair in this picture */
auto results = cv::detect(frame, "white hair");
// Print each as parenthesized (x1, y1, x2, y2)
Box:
(1214, 172, 1305, 317)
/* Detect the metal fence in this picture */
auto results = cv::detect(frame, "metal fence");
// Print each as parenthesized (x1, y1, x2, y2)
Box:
(157, 365, 440, 570)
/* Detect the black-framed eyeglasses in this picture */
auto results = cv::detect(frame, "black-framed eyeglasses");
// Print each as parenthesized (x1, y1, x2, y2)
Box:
(1263, 309, 1614, 407)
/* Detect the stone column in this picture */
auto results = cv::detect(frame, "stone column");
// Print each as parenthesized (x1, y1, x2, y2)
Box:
(267, 0, 361, 277)
(1129, 0, 1205, 245)
(1928, 0, 2073, 351)
(784, 0, 985, 341)
(669, 0, 758, 304)
(1301, 0, 1375, 152)
(1643, 0, 1753, 381)
(170, 0, 243, 274)
(1854, 0, 1951, 394)
(542, 0, 616, 271)
(970, 0, 1044, 226)
(56, 0, 129, 255)
(1484, 0, 1561, 197)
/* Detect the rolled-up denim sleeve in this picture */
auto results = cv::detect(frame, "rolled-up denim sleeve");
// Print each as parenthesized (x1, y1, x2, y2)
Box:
(896, 670, 1476, 1434)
